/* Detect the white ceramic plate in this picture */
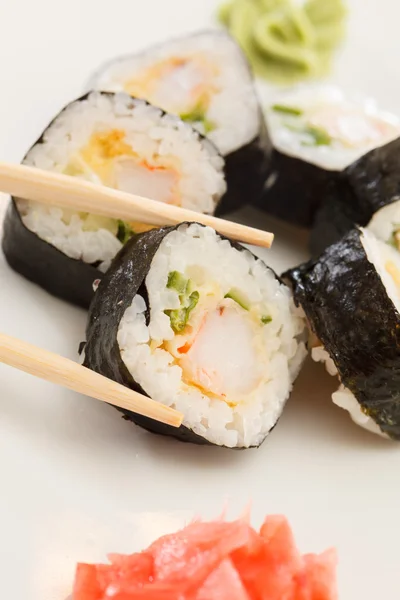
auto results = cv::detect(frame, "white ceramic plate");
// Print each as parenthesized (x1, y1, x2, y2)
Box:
(0, 1, 399, 598)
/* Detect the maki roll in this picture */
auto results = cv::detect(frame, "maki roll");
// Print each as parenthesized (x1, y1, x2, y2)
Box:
(83, 222, 307, 448)
(2, 91, 226, 308)
(258, 85, 399, 228)
(89, 31, 272, 215)
(286, 227, 400, 439)
(311, 136, 400, 256)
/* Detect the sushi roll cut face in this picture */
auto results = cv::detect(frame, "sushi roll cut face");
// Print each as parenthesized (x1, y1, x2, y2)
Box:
(257, 85, 400, 229)
(16, 92, 226, 273)
(266, 85, 400, 171)
(85, 223, 307, 448)
(90, 32, 262, 157)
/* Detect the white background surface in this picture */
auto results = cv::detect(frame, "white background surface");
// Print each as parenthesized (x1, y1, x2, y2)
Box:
(0, 1, 399, 599)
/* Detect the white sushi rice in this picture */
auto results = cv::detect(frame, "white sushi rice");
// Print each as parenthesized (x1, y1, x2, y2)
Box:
(265, 84, 400, 171)
(311, 228, 400, 439)
(312, 346, 386, 437)
(117, 224, 307, 448)
(17, 92, 226, 270)
(89, 32, 261, 156)
(332, 386, 387, 437)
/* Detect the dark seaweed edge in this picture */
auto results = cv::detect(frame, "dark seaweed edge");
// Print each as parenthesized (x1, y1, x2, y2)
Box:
(83, 223, 289, 447)
(285, 228, 400, 439)
(254, 148, 341, 229)
(2, 201, 99, 308)
(215, 113, 273, 216)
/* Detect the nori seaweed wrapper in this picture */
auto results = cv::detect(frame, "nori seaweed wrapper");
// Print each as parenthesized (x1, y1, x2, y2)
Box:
(83, 222, 280, 446)
(310, 136, 400, 256)
(285, 228, 400, 439)
(215, 114, 273, 216)
(253, 150, 340, 228)
(2, 200, 99, 308)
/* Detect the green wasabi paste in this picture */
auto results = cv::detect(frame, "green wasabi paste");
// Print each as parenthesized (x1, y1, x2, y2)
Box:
(218, 0, 347, 85)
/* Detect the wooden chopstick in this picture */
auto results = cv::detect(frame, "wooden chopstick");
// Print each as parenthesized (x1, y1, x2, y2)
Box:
(0, 332, 183, 428)
(0, 162, 274, 248)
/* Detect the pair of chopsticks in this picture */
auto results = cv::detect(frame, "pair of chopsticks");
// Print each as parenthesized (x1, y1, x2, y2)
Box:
(0, 162, 274, 428)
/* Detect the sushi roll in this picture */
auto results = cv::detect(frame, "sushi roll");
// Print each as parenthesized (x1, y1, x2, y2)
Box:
(2, 91, 226, 308)
(83, 222, 307, 448)
(89, 31, 272, 215)
(258, 85, 399, 228)
(311, 136, 400, 256)
(286, 227, 400, 439)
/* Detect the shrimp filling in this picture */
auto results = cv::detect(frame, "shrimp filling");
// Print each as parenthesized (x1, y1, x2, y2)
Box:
(157, 270, 269, 405)
(124, 55, 218, 131)
(70, 129, 179, 204)
(168, 300, 265, 403)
